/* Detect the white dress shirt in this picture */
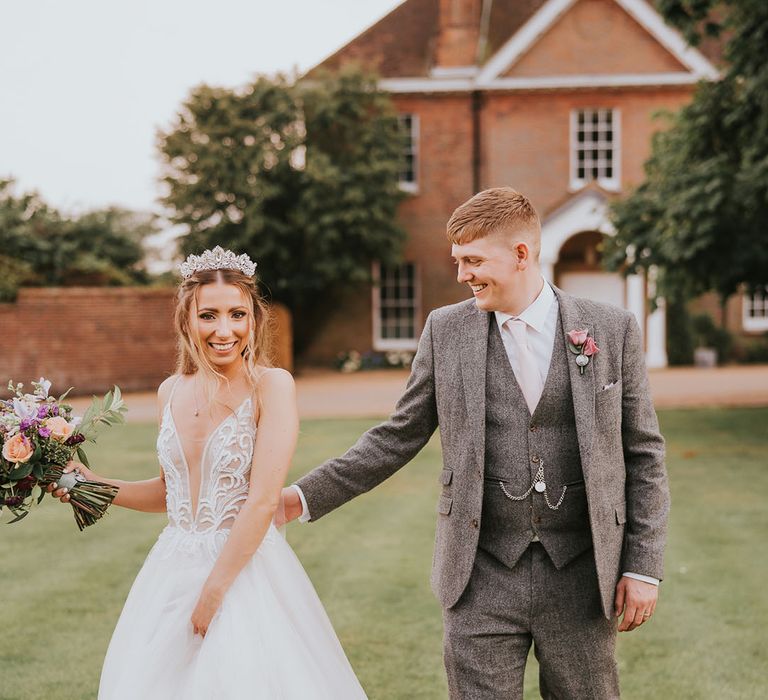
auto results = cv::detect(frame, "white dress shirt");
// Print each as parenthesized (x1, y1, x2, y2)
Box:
(292, 277, 658, 586)
(494, 277, 559, 394)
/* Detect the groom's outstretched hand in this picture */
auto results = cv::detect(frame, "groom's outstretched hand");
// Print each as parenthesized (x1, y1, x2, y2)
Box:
(274, 487, 303, 526)
(615, 576, 658, 632)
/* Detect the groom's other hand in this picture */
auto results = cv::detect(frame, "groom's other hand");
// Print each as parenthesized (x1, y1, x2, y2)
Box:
(274, 486, 302, 526)
(615, 576, 658, 632)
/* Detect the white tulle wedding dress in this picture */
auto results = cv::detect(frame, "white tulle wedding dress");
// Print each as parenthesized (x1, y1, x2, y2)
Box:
(98, 377, 367, 699)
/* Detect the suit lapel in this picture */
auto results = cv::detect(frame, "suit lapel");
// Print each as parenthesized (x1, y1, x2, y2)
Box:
(460, 304, 489, 469)
(553, 286, 597, 480)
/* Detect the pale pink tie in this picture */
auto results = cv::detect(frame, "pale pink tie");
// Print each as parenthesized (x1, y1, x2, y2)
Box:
(504, 318, 544, 414)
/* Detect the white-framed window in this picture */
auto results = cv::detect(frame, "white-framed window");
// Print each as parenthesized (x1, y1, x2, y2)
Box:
(372, 261, 420, 350)
(743, 286, 768, 332)
(398, 114, 419, 193)
(570, 108, 620, 191)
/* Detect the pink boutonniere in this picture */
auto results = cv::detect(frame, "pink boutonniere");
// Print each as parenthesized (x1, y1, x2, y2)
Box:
(567, 329, 599, 375)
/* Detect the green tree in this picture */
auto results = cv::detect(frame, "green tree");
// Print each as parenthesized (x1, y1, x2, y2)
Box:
(158, 68, 406, 354)
(63, 207, 156, 285)
(0, 180, 155, 299)
(605, 0, 768, 322)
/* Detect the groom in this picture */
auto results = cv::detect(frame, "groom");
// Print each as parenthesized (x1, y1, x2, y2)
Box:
(282, 187, 669, 698)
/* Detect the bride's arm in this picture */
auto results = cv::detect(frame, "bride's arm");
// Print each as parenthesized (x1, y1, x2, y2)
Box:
(47, 461, 168, 512)
(46, 378, 173, 513)
(191, 368, 298, 636)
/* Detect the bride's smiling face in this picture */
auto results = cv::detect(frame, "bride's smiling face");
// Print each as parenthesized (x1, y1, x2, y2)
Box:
(193, 282, 251, 366)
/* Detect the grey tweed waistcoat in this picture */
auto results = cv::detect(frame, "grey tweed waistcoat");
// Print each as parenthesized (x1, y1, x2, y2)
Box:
(478, 310, 593, 570)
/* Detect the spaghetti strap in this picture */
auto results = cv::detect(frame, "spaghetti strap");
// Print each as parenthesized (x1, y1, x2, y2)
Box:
(165, 374, 183, 410)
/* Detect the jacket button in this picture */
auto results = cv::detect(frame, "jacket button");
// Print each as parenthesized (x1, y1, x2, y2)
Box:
(531, 455, 540, 463)
(533, 516, 542, 524)
(471, 518, 479, 528)
(529, 424, 537, 432)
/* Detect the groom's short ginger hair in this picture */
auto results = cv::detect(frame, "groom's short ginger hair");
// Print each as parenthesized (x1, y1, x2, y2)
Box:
(447, 187, 542, 260)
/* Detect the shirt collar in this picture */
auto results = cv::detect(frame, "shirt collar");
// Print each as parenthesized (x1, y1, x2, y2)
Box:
(494, 278, 556, 334)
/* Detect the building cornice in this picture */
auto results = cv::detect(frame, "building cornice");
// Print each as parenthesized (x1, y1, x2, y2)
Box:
(381, 71, 703, 94)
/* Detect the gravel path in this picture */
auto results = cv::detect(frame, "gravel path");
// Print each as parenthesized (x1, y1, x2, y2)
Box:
(66, 365, 768, 424)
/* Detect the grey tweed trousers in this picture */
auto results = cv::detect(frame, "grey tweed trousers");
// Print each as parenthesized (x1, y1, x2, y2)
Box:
(443, 544, 620, 699)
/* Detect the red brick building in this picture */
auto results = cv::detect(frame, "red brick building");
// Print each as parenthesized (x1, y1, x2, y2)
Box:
(303, 0, 743, 367)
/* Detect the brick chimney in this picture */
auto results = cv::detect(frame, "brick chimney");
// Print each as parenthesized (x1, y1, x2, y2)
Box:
(435, 0, 483, 68)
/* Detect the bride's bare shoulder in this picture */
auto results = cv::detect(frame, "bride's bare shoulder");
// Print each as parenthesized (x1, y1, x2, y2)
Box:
(254, 367, 295, 401)
(156, 374, 182, 417)
(259, 367, 294, 388)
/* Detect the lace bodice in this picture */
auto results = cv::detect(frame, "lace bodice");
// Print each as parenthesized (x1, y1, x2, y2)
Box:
(156, 376, 257, 541)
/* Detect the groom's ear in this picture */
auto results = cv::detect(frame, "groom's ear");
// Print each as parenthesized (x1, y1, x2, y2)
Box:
(513, 240, 531, 267)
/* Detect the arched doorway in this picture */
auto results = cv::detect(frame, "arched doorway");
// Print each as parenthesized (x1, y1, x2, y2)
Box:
(540, 188, 667, 367)
(554, 231, 625, 308)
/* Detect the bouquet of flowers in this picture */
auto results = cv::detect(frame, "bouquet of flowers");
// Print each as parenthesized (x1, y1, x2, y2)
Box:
(1, 377, 126, 530)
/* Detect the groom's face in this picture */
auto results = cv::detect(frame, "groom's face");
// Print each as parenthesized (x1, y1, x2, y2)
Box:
(451, 230, 528, 312)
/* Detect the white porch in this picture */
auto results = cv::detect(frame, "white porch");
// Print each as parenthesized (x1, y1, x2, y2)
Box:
(540, 189, 667, 368)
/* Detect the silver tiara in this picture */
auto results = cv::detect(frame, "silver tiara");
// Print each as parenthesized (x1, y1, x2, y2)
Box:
(179, 245, 257, 279)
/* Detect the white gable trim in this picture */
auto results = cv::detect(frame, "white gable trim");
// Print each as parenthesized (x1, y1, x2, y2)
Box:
(381, 72, 700, 93)
(477, 0, 574, 85)
(380, 78, 475, 93)
(487, 72, 701, 89)
(476, 0, 718, 86)
(619, 0, 718, 78)
(430, 66, 479, 79)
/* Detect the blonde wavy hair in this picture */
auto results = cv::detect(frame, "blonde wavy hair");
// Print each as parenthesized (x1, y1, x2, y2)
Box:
(173, 267, 272, 420)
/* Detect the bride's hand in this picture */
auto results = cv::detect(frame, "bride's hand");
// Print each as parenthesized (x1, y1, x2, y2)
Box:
(274, 486, 302, 526)
(45, 459, 95, 503)
(191, 585, 224, 638)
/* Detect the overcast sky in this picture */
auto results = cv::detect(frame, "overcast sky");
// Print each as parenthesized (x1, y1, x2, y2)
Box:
(0, 0, 401, 214)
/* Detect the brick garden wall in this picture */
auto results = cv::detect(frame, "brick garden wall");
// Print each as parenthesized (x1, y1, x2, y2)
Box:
(0, 287, 292, 398)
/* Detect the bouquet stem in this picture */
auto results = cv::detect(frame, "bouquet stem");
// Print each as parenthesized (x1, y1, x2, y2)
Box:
(41, 465, 120, 531)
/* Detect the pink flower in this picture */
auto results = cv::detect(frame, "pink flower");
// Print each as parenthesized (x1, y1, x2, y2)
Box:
(2, 433, 34, 463)
(567, 329, 588, 346)
(582, 337, 599, 356)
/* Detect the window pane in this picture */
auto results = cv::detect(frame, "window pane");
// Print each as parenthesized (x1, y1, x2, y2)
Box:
(573, 109, 617, 183)
(377, 263, 418, 341)
(398, 114, 418, 185)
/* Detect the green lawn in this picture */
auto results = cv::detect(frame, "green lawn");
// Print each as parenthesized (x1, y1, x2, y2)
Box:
(1, 408, 766, 699)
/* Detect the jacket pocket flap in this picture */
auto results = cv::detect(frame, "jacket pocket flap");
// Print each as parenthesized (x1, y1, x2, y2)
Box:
(615, 502, 627, 524)
(438, 495, 453, 515)
(440, 468, 453, 485)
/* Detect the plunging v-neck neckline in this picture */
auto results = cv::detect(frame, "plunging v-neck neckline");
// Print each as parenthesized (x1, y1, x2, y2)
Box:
(165, 395, 252, 521)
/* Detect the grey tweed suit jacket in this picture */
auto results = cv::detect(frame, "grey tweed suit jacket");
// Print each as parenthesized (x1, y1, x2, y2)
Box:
(296, 286, 670, 618)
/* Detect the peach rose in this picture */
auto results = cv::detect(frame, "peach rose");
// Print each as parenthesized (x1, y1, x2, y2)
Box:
(567, 329, 589, 346)
(44, 416, 74, 442)
(2, 433, 34, 464)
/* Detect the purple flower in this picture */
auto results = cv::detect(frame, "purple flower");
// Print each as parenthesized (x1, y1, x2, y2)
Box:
(38, 425, 52, 438)
(37, 404, 50, 419)
(19, 418, 36, 431)
(50, 404, 59, 416)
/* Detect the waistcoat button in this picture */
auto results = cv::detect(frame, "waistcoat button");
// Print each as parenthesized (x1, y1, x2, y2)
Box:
(531, 455, 540, 463)
(471, 518, 479, 528)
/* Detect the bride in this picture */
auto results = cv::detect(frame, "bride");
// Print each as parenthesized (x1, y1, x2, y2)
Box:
(48, 246, 367, 699)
